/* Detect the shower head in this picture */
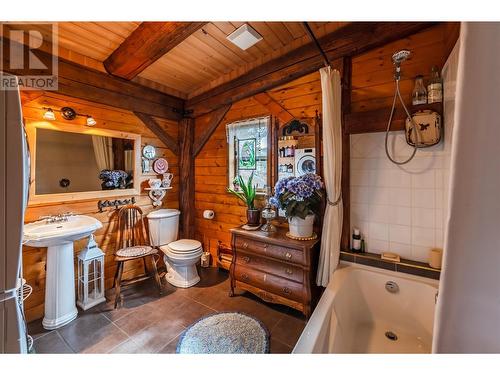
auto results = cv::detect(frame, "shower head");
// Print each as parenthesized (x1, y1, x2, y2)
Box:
(392, 50, 411, 66)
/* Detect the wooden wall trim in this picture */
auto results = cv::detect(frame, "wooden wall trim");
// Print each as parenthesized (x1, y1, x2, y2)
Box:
(1, 38, 184, 121)
(135, 112, 179, 154)
(340, 57, 352, 252)
(345, 107, 406, 134)
(253, 93, 294, 125)
(104, 22, 207, 80)
(193, 104, 231, 157)
(186, 22, 437, 117)
(179, 117, 195, 238)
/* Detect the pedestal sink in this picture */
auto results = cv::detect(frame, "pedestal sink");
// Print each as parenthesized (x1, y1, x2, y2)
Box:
(24, 215, 102, 329)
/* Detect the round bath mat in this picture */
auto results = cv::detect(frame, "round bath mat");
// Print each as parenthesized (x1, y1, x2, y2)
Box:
(176, 312, 269, 354)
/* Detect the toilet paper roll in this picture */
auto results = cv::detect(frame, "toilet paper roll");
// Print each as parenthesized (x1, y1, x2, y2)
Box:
(428, 248, 443, 269)
(203, 210, 215, 220)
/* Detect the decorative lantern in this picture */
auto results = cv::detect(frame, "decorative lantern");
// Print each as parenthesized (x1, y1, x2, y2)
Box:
(77, 235, 106, 310)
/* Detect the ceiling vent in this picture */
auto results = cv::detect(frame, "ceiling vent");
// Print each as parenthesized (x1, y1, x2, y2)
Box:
(226, 24, 263, 50)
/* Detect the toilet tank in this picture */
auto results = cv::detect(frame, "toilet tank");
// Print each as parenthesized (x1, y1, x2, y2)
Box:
(146, 209, 180, 247)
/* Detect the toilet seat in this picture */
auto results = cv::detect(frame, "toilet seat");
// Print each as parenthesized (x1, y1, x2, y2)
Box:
(160, 239, 202, 258)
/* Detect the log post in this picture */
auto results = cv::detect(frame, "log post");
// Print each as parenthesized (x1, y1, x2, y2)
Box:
(179, 117, 195, 238)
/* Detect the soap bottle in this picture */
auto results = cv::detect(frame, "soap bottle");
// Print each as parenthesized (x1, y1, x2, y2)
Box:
(352, 228, 362, 252)
(427, 66, 443, 103)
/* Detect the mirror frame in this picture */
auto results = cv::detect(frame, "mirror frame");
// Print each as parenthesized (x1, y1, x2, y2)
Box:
(25, 120, 142, 206)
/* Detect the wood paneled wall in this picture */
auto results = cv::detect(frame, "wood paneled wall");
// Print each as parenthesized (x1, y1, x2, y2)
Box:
(22, 93, 179, 322)
(193, 24, 455, 263)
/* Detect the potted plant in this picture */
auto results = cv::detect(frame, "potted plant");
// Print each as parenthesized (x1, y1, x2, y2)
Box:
(270, 173, 323, 238)
(227, 172, 261, 226)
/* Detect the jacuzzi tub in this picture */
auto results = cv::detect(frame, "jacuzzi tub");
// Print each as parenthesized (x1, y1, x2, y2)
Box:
(293, 262, 439, 353)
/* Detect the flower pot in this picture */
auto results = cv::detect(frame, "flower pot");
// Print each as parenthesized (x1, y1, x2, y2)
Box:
(246, 209, 261, 226)
(288, 214, 315, 238)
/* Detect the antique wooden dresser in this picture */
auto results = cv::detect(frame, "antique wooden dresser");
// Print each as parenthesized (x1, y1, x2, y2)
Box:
(229, 227, 320, 317)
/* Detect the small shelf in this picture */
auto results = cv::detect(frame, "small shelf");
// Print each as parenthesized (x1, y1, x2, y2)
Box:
(411, 101, 443, 114)
(144, 187, 172, 191)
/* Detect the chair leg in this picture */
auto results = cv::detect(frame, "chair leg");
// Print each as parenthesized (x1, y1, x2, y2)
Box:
(112, 262, 120, 289)
(114, 261, 124, 309)
(142, 257, 148, 275)
(150, 254, 162, 295)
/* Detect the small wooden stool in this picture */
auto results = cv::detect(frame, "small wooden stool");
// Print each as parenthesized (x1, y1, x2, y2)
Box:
(113, 205, 162, 308)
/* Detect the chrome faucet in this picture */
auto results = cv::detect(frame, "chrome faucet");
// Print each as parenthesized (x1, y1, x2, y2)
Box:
(39, 212, 75, 224)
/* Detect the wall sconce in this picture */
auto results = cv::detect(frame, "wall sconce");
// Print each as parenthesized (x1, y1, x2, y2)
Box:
(43, 108, 56, 121)
(41, 106, 97, 126)
(86, 116, 97, 127)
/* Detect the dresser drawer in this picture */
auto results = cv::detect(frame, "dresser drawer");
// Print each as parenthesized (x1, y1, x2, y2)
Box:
(235, 251, 304, 283)
(234, 265, 305, 302)
(234, 236, 306, 265)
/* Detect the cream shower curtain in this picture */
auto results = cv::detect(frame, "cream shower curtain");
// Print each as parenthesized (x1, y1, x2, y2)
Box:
(316, 66, 343, 287)
(433, 23, 500, 352)
(92, 135, 114, 172)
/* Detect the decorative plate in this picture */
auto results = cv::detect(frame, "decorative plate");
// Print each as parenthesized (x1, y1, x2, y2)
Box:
(153, 158, 168, 174)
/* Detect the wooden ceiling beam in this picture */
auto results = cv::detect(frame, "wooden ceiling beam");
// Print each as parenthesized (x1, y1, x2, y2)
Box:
(253, 92, 294, 125)
(193, 104, 231, 157)
(2, 38, 184, 121)
(186, 22, 438, 117)
(134, 112, 179, 153)
(104, 22, 208, 80)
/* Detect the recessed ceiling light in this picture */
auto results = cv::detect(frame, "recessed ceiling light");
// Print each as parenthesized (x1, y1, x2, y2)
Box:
(226, 24, 263, 50)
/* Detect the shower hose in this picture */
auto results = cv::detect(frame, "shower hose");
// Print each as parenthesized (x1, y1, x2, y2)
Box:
(385, 78, 421, 165)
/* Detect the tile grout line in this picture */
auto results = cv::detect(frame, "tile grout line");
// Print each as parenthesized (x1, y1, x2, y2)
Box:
(55, 330, 76, 354)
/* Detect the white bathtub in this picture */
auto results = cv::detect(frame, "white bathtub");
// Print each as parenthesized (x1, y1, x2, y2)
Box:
(293, 262, 439, 353)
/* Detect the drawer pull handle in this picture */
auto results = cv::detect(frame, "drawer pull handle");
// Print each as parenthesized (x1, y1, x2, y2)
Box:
(282, 287, 291, 295)
(242, 273, 249, 280)
(285, 252, 292, 259)
(285, 268, 293, 275)
(242, 256, 250, 263)
(242, 242, 248, 249)
(263, 244, 268, 249)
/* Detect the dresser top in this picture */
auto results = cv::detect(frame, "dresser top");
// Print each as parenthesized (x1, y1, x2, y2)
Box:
(230, 226, 319, 250)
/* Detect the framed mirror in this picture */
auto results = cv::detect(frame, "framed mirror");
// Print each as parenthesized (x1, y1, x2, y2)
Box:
(25, 121, 141, 205)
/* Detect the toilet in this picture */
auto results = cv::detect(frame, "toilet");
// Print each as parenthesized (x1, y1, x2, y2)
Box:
(147, 209, 202, 288)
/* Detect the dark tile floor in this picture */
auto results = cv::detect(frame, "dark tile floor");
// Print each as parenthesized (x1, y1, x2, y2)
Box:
(29, 268, 307, 354)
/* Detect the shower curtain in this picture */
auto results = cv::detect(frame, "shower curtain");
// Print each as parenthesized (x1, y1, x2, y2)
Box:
(316, 66, 343, 287)
(92, 135, 114, 172)
(433, 23, 500, 352)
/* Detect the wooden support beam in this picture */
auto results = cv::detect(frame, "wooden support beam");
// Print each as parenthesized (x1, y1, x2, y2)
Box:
(186, 22, 437, 117)
(134, 112, 179, 154)
(104, 22, 207, 80)
(179, 117, 195, 238)
(193, 104, 231, 157)
(1, 38, 184, 121)
(340, 57, 352, 252)
(253, 93, 294, 125)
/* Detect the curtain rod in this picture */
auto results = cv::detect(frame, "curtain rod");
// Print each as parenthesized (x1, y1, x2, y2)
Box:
(303, 22, 330, 68)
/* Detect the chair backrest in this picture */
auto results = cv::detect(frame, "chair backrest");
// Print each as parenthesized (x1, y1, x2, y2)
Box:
(115, 205, 148, 252)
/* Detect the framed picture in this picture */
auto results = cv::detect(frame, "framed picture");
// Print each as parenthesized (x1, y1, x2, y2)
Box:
(237, 138, 256, 170)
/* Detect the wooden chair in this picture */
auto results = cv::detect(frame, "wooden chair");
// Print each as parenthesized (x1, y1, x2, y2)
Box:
(113, 204, 162, 308)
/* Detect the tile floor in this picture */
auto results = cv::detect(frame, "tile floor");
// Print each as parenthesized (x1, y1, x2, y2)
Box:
(29, 268, 307, 354)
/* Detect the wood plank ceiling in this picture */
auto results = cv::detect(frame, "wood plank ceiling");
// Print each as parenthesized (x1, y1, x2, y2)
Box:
(8, 22, 347, 99)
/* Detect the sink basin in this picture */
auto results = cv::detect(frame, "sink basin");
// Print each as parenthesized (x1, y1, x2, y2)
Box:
(24, 215, 102, 247)
(23, 215, 103, 329)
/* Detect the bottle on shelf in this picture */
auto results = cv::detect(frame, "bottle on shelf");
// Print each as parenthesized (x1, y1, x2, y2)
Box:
(412, 75, 427, 105)
(427, 66, 443, 104)
(352, 228, 362, 252)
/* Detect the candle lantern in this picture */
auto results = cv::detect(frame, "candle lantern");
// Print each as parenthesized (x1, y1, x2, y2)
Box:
(77, 235, 106, 310)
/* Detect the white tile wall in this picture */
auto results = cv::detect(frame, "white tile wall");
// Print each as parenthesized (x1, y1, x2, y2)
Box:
(350, 113, 454, 262)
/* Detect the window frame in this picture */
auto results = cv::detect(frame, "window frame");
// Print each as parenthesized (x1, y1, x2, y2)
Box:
(226, 116, 272, 196)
